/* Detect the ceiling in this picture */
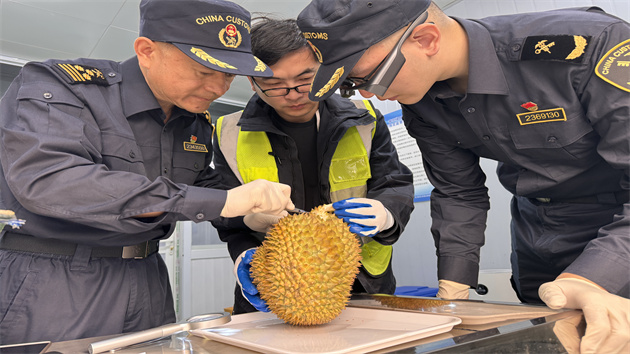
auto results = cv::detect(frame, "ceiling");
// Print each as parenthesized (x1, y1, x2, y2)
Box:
(0, 0, 460, 108)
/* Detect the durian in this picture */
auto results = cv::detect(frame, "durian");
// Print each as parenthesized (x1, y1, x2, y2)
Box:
(250, 204, 362, 325)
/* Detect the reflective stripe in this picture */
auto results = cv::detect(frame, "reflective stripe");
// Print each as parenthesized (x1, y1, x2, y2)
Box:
(217, 99, 391, 276)
(217, 112, 245, 184)
(328, 126, 371, 195)
(361, 238, 394, 276)
(236, 130, 279, 183)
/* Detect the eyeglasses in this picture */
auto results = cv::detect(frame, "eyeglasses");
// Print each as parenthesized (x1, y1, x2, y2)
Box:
(251, 78, 312, 97)
(339, 11, 429, 98)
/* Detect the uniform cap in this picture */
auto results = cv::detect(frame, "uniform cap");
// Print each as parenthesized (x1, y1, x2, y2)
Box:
(297, 0, 430, 100)
(140, 0, 273, 77)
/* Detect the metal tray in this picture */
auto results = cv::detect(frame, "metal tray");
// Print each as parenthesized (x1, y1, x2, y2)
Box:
(349, 294, 562, 325)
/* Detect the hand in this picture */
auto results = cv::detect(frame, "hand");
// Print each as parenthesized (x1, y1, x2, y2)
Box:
(437, 279, 470, 299)
(243, 211, 288, 233)
(221, 179, 295, 218)
(553, 312, 586, 354)
(332, 198, 394, 237)
(234, 248, 269, 312)
(539, 277, 630, 354)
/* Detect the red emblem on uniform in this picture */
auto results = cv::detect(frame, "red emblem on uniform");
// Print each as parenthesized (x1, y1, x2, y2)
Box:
(225, 24, 237, 37)
(190, 135, 197, 143)
(521, 101, 539, 112)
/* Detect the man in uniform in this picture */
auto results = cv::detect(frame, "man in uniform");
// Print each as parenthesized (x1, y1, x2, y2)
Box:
(298, 0, 630, 352)
(0, 0, 295, 344)
(211, 18, 414, 314)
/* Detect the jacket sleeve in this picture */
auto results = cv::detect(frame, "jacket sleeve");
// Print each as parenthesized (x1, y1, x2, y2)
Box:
(401, 105, 490, 288)
(209, 119, 263, 262)
(0, 63, 226, 240)
(563, 20, 630, 295)
(366, 106, 415, 245)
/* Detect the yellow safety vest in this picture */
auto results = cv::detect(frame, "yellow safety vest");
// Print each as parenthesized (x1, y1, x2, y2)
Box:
(216, 100, 392, 276)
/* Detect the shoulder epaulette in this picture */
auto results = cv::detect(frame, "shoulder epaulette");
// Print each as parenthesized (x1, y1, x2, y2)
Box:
(520, 35, 591, 63)
(52, 63, 109, 86)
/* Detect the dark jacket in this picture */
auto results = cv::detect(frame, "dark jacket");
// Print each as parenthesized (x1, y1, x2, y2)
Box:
(212, 93, 414, 312)
(403, 7, 630, 295)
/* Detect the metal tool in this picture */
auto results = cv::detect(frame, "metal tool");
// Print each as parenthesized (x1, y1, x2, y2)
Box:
(88, 312, 230, 354)
(287, 207, 308, 214)
(287, 204, 334, 214)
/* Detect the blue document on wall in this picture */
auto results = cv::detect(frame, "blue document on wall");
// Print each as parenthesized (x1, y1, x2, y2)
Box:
(383, 109, 433, 202)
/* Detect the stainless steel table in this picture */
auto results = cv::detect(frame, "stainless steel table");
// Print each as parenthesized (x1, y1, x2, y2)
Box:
(45, 295, 584, 354)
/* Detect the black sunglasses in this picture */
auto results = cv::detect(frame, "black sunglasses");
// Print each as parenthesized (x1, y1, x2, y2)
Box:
(340, 11, 429, 98)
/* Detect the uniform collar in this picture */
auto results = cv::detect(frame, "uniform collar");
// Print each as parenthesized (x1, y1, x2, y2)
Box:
(435, 18, 510, 97)
(120, 56, 162, 117)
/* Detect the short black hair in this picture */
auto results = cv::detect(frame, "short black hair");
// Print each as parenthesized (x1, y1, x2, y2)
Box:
(251, 17, 309, 66)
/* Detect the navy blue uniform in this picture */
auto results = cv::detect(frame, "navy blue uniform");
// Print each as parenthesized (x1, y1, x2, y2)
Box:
(402, 7, 629, 302)
(0, 57, 226, 343)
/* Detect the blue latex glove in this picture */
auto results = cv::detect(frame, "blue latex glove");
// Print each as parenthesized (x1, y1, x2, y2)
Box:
(332, 198, 394, 237)
(234, 248, 269, 312)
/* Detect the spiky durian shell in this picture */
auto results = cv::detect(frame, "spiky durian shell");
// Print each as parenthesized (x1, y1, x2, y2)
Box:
(250, 205, 361, 325)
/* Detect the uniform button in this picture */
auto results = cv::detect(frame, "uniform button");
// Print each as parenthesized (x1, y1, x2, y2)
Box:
(43, 92, 53, 99)
(547, 136, 557, 143)
(129, 151, 136, 158)
(196, 213, 205, 220)
(457, 141, 462, 145)
(108, 72, 116, 77)
(482, 135, 490, 141)
(467, 107, 475, 113)
(163, 168, 168, 174)
(512, 44, 521, 51)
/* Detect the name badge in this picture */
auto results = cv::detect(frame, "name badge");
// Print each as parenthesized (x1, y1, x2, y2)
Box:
(183, 142, 208, 153)
(516, 108, 566, 125)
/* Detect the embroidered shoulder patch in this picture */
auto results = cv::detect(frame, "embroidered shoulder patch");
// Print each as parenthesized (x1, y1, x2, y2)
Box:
(595, 39, 630, 92)
(521, 35, 591, 63)
(54, 63, 109, 85)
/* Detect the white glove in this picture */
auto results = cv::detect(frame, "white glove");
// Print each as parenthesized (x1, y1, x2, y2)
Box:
(539, 277, 630, 354)
(437, 279, 470, 299)
(220, 179, 294, 218)
(243, 211, 288, 233)
(332, 198, 394, 237)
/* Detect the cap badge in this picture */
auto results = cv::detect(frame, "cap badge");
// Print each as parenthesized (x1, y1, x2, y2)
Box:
(219, 24, 242, 48)
(315, 66, 344, 98)
(535, 40, 555, 54)
(253, 57, 267, 72)
(191, 47, 237, 70)
(183, 135, 208, 153)
(520, 102, 539, 112)
(307, 40, 323, 63)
